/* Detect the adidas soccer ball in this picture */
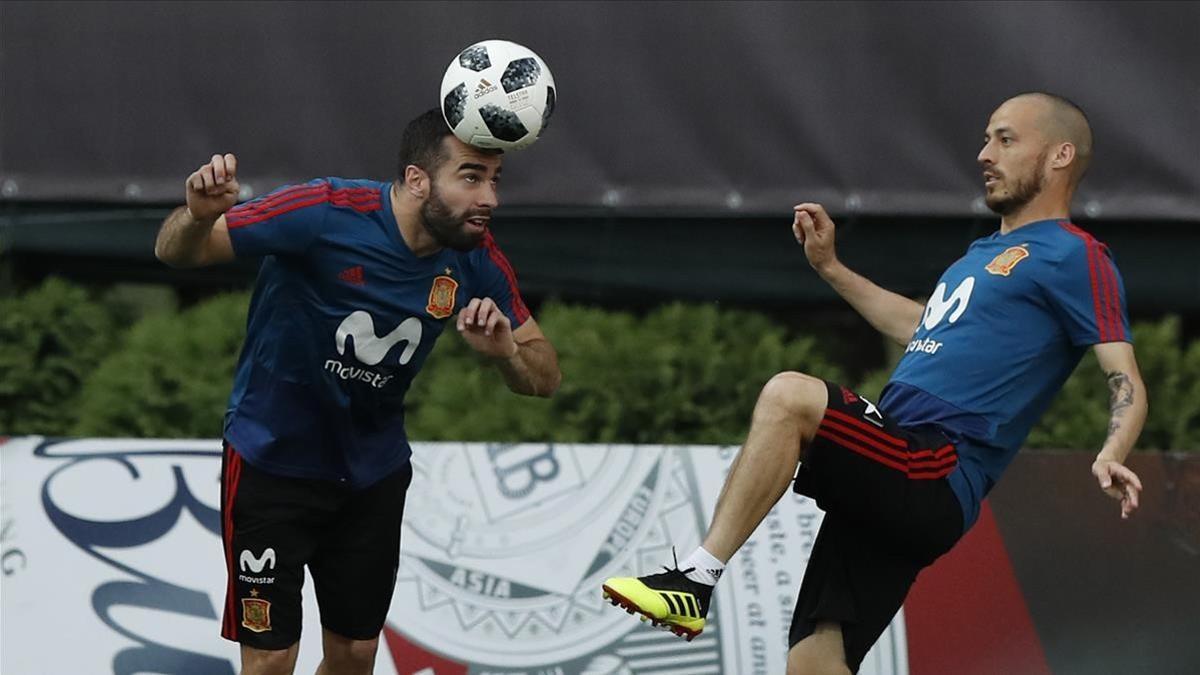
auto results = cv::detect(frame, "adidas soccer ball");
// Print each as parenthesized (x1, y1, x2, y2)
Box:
(440, 40, 556, 151)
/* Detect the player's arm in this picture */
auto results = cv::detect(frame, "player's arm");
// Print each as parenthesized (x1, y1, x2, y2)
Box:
(793, 203, 924, 346)
(457, 299, 561, 397)
(498, 318, 561, 397)
(154, 154, 238, 268)
(1091, 341, 1148, 519)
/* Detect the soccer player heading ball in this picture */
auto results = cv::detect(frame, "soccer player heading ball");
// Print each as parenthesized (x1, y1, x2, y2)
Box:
(155, 109, 561, 674)
(604, 92, 1146, 674)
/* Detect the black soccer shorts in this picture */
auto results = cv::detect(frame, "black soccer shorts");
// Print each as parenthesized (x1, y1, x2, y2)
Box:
(789, 381, 965, 672)
(219, 442, 412, 650)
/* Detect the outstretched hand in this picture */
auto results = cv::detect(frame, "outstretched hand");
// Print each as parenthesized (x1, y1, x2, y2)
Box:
(457, 297, 518, 359)
(1092, 458, 1142, 519)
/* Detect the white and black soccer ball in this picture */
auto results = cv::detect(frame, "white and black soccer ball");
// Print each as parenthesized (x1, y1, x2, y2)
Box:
(440, 40, 556, 151)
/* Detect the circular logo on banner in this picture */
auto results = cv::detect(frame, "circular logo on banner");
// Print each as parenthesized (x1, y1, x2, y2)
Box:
(389, 443, 706, 669)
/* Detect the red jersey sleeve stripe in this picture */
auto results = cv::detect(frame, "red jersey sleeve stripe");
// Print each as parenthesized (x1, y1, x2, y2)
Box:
(249, 182, 327, 210)
(234, 187, 379, 221)
(1094, 242, 1117, 341)
(1060, 223, 1110, 341)
(1093, 240, 1124, 341)
(226, 182, 373, 222)
(227, 186, 380, 229)
(227, 193, 330, 229)
(483, 232, 531, 324)
(329, 189, 381, 211)
(1097, 246, 1125, 340)
(1090, 240, 1114, 342)
(1109, 258, 1127, 340)
(227, 185, 328, 228)
(226, 183, 377, 223)
(249, 183, 320, 208)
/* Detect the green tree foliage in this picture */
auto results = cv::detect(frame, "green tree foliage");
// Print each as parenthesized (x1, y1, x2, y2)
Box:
(0, 278, 118, 434)
(72, 293, 248, 438)
(1026, 317, 1200, 450)
(406, 302, 845, 444)
(4, 279, 1197, 451)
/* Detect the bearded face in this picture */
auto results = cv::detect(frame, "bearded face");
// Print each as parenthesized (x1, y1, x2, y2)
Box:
(419, 179, 490, 252)
(984, 146, 1050, 216)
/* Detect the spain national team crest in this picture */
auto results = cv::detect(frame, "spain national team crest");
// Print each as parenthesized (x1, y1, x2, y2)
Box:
(241, 597, 272, 633)
(986, 245, 1030, 276)
(426, 275, 458, 319)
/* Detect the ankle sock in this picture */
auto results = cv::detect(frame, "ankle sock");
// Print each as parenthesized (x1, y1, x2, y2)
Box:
(680, 546, 725, 586)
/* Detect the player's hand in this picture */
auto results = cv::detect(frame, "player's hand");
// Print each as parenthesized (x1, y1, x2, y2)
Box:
(186, 153, 240, 224)
(1092, 457, 1142, 519)
(792, 203, 839, 274)
(457, 297, 518, 360)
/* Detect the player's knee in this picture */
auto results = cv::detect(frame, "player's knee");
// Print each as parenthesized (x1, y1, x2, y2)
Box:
(240, 645, 298, 675)
(787, 659, 852, 675)
(322, 635, 379, 673)
(787, 623, 852, 675)
(786, 645, 851, 675)
(759, 372, 827, 422)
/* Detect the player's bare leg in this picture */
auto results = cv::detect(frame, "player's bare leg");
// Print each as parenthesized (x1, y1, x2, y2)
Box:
(314, 629, 379, 675)
(702, 371, 827, 561)
(603, 371, 827, 639)
(240, 643, 299, 675)
(787, 622, 852, 675)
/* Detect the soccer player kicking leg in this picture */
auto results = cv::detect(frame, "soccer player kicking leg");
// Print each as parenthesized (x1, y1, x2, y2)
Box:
(604, 199, 932, 674)
(604, 201, 961, 674)
(604, 370, 827, 637)
(607, 93, 1149, 675)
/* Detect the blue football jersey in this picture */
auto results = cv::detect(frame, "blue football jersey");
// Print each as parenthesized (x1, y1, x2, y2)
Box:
(222, 178, 530, 487)
(880, 219, 1130, 527)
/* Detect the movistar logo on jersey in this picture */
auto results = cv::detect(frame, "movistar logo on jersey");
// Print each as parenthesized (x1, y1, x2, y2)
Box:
(922, 277, 975, 331)
(325, 311, 425, 388)
(907, 276, 975, 356)
(335, 311, 422, 365)
(906, 337, 944, 355)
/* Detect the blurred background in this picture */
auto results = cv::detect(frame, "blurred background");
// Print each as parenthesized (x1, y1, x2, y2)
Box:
(2, 0, 1198, 446)
(2, 2, 1199, 673)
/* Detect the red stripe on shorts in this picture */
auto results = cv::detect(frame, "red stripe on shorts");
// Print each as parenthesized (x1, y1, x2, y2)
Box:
(221, 444, 244, 640)
(824, 408, 908, 449)
(817, 416, 958, 480)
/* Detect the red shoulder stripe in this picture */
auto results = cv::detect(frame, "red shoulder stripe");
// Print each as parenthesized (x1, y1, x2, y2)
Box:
(1059, 222, 1112, 341)
(227, 184, 327, 228)
(1096, 244, 1124, 340)
(227, 185, 380, 229)
(482, 231, 531, 324)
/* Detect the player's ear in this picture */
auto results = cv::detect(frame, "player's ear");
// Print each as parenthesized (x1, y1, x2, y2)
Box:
(1050, 142, 1076, 171)
(404, 165, 429, 198)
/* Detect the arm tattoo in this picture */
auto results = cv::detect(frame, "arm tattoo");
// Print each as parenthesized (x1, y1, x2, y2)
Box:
(1105, 371, 1134, 437)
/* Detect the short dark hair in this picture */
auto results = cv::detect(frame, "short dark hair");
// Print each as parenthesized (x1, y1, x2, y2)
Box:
(397, 108, 454, 179)
(1011, 91, 1093, 186)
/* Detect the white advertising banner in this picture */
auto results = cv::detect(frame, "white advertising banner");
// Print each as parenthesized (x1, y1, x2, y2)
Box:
(0, 437, 906, 675)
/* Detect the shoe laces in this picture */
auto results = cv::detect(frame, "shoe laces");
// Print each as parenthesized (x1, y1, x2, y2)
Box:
(661, 546, 696, 575)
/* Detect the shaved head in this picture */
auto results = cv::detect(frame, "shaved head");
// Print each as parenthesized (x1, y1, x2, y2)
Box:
(1009, 92, 1093, 186)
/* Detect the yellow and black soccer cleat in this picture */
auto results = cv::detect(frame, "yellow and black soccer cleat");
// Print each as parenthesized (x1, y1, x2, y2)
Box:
(602, 563, 712, 641)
